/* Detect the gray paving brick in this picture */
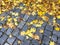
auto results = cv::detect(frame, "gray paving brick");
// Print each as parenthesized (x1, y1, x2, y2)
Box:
(57, 32, 60, 37)
(22, 24, 28, 31)
(22, 40, 30, 45)
(12, 28, 19, 36)
(56, 19, 60, 24)
(31, 39, 40, 45)
(43, 36, 50, 45)
(4, 43, 9, 45)
(20, 14, 24, 18)
(53, 30, 58, 35)
(13, 40, 18, 45)
(46, 24, 53, 31)
(53, 30, 60, 37)
(39, 34, 43, 40)
(7, 37, 16, 44)
(6, 28, 13, 35)
(57, 38, 60, 44)
(42, 22, 47, 27)
(23, 15, 29, 21)
(1, 27, 6, 32)
(31, 42, 40, 45)
(29, 15, 36, 20)
(56, 43, 60, 45)
(48, 16, 53, 23)
(14, 8, 20, 13)
(27, 19, 33, 23)
(51, 35, 57, 42)
(17, 35, 25, 41)
(35, 29, 43, 40)
(0, 31, 2, 37)
(0, 34, 8, 45)
(18, 21, 26, 29)
(44, 30, 51, 37)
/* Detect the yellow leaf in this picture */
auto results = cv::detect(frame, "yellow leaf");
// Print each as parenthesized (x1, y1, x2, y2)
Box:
(25, 30, 31, 35)
(39, 29, 44, 34)
(55, 27, 60, 31)
(35, 24, 41, 27)
(14, 18, 17, 21)
(0, 26, 2, 28)
(8, 18, 12, 22)
(39, 20, 44, 24)
(56, 15, 60, 19)
(33, 20, 38, 24)
(15, 22, 18, 26)
(28, 33, 33, 37)
(33, 34, 39, 40)
(38, 11, 45, 16)
(20, 31, 25, 36)
(2, 1, 6, 6)
(38, 0, 42, 2)
(49, 41, 55, 45)
(30, 28, 36, 33)
(18, 40, 21, 44)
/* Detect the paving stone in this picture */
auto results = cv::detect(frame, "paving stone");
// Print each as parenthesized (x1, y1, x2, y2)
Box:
(4, 43, 9, 45)
(12, 28, 19, 36)
(42, 22, 47, 27)
(0, 34, 8, 45)
(14, 8, 20, 13)
(29, 15, 36, 20)
(22, 40, 30, 45)
(53, 30, 60, 37)
(23, 15, 29, 21)
(46, 24, 53, 31)
(31, 42, 40, 45)
(44, 30, 51, 37)
(19, 14, 24, 18)
(43, 36, 50, 45)
(18, 21, 26, 29)
(0, 31, 2, 37)
(32, 39, 38, 43)
(31, 39, 40, 45)
(48, 16, 53, 23)
(36, 28, 43, 40)
(39, 34, 43, 40)
(56, 19, 60, 24)
(6, 28, 13, 35)
(57, 38, 60, 44)
(22, 24, 28, 31)
(1, 27, 6, 32)
(56, 43, 60, 45)
(27, 18, 33, 23)
(41, 43, 48, 45)
(57, 32, 60, 37)
(27, 37, 33, 41)
(17, 35, 25, 41)
(51, 35, 57, 42)
(53, 30, 58, 35)
(13, 40, 18, 45)
(7, 37, 16, 44)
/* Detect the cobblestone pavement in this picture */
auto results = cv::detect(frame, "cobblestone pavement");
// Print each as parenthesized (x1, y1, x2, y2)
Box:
(0, 2, 60, 45)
